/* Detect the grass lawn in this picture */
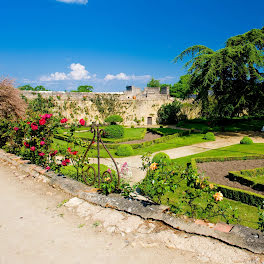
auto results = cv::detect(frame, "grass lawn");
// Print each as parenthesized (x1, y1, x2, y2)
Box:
(172, 143, 264, 167)
(177, 117, 264, 132)
(53, 133, 210, 158)
(166, 143, 264, 229)
(58, 127, 146, 143)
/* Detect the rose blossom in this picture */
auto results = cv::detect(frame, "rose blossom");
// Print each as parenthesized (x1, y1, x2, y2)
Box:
(24, 142, 30, 148)
(30, 146, 36, 151)
(50, 150, 58, 157)
(13, 127, 19, 131)
(72, 151, 78, 155)
(27, 121, 31, 125)
(39, 152, 45, 157)
(39, 119, 46, 125)
(31, 123, 38, 131)
(60, 118, 68, 124)
(61, 160, 67, 166)
(40, 141, 45, 146)
(46, 166, 51, 171)
(79, 119, 85, 126)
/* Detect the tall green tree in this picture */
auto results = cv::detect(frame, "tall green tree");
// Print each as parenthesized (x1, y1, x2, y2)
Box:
(18, 84, 49, 91)
(170, 74, 191, 99)
(174, 27, 264, 118)
(71, 85, 94, 93)
(147, 78, 161, 87)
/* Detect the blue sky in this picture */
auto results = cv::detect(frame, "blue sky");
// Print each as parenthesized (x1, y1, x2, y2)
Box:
(0, 0, 263, 92)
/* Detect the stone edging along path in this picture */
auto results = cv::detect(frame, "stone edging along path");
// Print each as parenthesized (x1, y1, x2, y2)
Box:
(1, 149, 264, 254)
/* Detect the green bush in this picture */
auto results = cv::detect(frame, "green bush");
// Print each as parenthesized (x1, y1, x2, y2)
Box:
(152, 152, 171, 165)
(105, 115, 123, 125)
(157, 100, 182, 125)
(240, 136, 253, 145)
(203, 132, 215, 140)
(116, 144, 134, 156)
(104, 125, 124, 138)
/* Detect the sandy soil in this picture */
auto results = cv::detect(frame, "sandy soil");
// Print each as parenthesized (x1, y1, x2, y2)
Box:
(0, 165, 202, 264)
(197, 159, 264, 194)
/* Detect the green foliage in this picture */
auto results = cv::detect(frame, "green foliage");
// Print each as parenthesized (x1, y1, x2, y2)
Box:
(71, 85, 93, 93)
(152, 152, 171, 165)
(147, 77, 161, 87)
(240, 136, 253, 145)
(104, 115, 123, 125)
(104, 125, 124, 139)
(116, 144, 134, 156)
(19, 84, 49, 91)
(203, 132, 215, 141)
(174, 27, 264, 118)
(258, 206, 264, 232)
(139, 161, 239, 224)
(170, 74, 191, 99)
(157, 100, 182, 124)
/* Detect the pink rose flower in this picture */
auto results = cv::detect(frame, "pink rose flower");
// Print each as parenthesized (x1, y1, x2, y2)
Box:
(14, 127, 19, 131)
(39, 119, 46, 125)
(46, 166, 51, 171)
(31, 123, 38, 131)
(24, 142, 30, 148)
(79, 119, 85, 126)
(39, 152, 45, 157)
(40, 141, 45, 146)
(60, 118, 68, 124)
(30, 146, 36, 151)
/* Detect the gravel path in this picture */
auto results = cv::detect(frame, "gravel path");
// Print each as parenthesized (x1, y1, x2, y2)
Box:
(91, 132, 264, 184)
(0, 165, 261, 264)
(0, 165, 200, 264)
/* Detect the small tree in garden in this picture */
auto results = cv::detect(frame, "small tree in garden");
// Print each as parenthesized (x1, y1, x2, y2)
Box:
(105, 115, 123, 125)
(0, 78, 27, 120)
(157, 100, 182, 124)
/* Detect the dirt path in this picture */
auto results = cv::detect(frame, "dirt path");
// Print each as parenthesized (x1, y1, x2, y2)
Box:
(91, 132, 264, 184)
(0, 165, 204, 264)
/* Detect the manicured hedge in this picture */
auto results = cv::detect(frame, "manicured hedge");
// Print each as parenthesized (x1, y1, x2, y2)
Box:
(217, 184, 264, 207)
(104, 125, 124, 139)
(229, 167, 264, 191)
(55, 129, 192, 150)
(116, 145, 134, 156)
(152, 152, 171, 164)
(189, 155, 264, 207)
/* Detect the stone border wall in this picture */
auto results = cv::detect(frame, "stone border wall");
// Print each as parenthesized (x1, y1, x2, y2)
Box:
(1, 148, 263, 254)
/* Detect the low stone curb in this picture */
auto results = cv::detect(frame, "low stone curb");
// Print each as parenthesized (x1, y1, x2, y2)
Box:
(1, 149, 264, 254)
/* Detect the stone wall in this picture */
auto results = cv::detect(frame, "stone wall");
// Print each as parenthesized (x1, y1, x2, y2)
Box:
(21, 90, 173, 126)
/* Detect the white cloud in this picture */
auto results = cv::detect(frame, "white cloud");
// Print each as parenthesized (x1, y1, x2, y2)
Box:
(56, 0, 88, 5)
(104, 73, 151, 82)
(40, 63, 91, 82)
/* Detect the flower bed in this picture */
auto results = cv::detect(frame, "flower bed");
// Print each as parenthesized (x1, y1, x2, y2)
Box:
(190, 156, 264, 207)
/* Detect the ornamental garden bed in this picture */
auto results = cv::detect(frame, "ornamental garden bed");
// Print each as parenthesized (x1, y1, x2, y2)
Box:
(190, 156, 264, 207)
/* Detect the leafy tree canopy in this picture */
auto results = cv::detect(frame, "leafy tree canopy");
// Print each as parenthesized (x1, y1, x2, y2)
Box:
(147, 78, 161, 87)
(19, 85, 49, 91)
(71, 85, 94, 93)
(170, 74, 191, 99)
(174, 27, 264, 118)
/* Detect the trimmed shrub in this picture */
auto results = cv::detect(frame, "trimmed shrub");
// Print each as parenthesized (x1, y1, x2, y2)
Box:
(104, 125, 124, 138)
(116, 145, 134, 156)
(105, 115, 123, 125)
(240, 136, 253, 145)
(152, 152, 171, 164)
(203, 132, 215, 140)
